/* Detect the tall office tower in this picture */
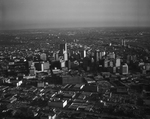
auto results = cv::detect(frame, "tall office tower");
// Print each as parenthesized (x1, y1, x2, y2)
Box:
(95, 50, 100, 62)
(84, 50, 86, 58)
(59, 43, 68, 61)
(60, 43, 67, 55)
(54, 52, 59, 61)
(99, 52, 102, 59)
(100, 51, 106, 59)
(29, 63, 36, 76)
(61, 60, 66, 68)
(40, 53, 47, 61)
(64, 43, 68, 61)
(122, 39, 126, 46)
(64, 50, 68, 61)
(121, 63, 128, 75)
(67, 60, 71, 69)
(122, 39, 124, 46)
(59, 44, 64, 56)
(115, 58, 121, 67)
(124, 40, 126, 46)
(127, 55, 131, 64)
(79, 50, 87, 58)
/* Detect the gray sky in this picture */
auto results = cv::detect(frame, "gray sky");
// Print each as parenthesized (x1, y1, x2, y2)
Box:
(0, 0, 150, 30)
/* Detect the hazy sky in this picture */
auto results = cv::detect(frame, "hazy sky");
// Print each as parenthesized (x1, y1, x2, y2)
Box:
(0, 0, 150, 30)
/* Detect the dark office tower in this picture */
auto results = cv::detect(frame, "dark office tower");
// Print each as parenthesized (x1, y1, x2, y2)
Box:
(73, 52, 80, 60)
(59, 43, 68, 61)
(99, 51, 106, 59)
(34, 62, 43, 71)
(53, 52, 59, 61)
(95, 50, 100, 62)
(65, 60, 71, 69)
(59, 43, 67, 55)
(67, 51, 71, 60)
(80, 50, 87, 58)
(59, 44, 64, 56)
(50, 61, 61, 70)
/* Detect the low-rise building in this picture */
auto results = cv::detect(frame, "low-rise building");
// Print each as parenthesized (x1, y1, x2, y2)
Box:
(48, 99, 67, 108)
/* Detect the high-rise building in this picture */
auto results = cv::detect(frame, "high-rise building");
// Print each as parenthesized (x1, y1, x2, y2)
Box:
(60, 43, 67, 55)
(60, 44, 65, 55)
(95, 50, 100, 62)
(84, 50, 86, 58)
(122, 39, 126, 46)
(29, 63, 36, 76)
(40, 53, 47, 61)
(61, 60, 66, 68)
(59, 43, 68, 61)
(67, 60, 71, 69)
(124, 40, 126, 46)
(100, 51, 106, 59)
(115, 58, 121, 67)
(79, 50, 87, 58)
(64, 50, 68, 61)
(121, 63, 128, 75)
(34, 62, 43, 71)
(53, 52, 59, 61)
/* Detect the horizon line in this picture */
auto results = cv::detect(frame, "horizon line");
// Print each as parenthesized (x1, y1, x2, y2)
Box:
(1, 26, 150, 31)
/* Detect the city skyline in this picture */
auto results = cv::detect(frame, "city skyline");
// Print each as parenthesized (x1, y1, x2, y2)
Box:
(1, 0, 150, 30)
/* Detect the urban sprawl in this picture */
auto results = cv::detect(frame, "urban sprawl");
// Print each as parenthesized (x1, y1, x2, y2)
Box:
(0, 28, 150, 119)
